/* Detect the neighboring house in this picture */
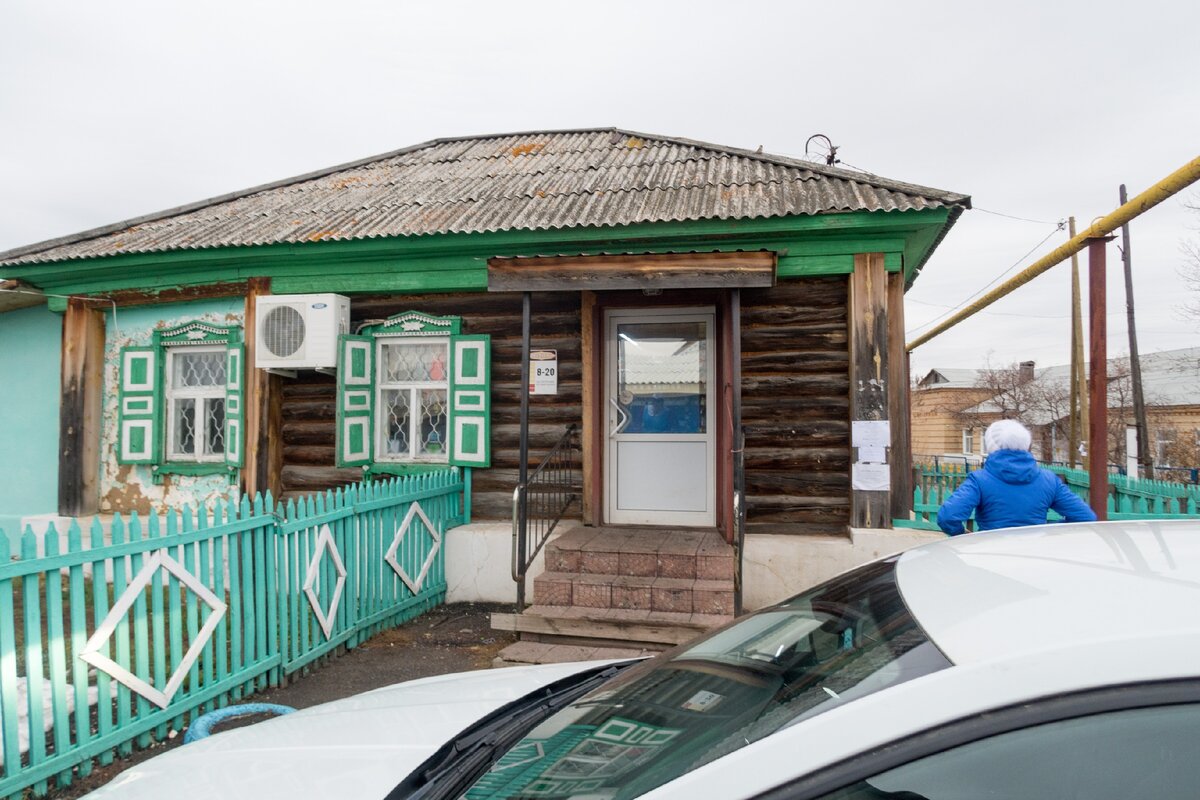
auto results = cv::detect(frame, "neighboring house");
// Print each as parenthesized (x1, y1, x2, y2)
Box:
(910, 367, 991, 461)
(914, 348, 1200, 472)
(0, 129, 968, 629)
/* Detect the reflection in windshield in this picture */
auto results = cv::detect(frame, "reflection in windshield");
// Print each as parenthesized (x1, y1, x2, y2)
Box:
(462, 558, 949, 799)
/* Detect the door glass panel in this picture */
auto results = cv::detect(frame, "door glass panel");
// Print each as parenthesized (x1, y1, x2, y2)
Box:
(617, 321, 706, 434)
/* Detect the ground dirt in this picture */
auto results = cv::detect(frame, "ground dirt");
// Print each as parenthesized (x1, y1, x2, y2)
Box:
(45, 602, 517, 799)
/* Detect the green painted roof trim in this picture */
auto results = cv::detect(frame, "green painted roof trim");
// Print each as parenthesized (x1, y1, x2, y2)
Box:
(23, 208, 951, 306)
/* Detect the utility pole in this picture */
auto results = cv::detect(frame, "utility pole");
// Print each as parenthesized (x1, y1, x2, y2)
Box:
(1089, 236, 1114, 519)
(1075, 219, 1084, 470)
(1120, 184, 1152, 478)
(1069, 217, 1089, 469)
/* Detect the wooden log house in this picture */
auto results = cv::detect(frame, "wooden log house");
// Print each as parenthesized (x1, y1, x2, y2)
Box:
(0, 129, 968, 660)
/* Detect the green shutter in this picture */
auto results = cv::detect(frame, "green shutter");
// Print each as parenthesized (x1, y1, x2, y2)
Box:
(336, 334, 374, 468)
(224, 343, 245, 467)
(448, 335, 490, 468)
(117, 347, 160, 464)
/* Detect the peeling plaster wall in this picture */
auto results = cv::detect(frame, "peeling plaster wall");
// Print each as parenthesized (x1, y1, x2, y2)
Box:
(100, 298, 246, 514)
(0, 305, 61, 548)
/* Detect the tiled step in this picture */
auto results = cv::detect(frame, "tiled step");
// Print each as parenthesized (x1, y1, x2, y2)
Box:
(545, 529, 734, 582)
(491, 605, 733, 647)
(493, 640, 653, 668)
(533, 572, 734, 615)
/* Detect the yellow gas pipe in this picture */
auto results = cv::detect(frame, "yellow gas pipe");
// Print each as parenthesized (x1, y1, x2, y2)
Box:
(906, 155, 1200, 351)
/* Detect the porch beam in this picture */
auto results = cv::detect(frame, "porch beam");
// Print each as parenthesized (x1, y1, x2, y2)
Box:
(887, 271, 913, 518)
(487, 251, 776, 292)
(848, 253, 890, 529)
(242, 277, 283, 502)
(58, 298, 106, 516)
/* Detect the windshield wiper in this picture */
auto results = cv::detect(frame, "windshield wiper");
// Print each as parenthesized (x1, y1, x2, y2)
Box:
(385, 662, 634, 800)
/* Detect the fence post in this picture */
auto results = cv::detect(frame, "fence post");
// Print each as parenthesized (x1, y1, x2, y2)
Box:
(0, 528, 21, 784)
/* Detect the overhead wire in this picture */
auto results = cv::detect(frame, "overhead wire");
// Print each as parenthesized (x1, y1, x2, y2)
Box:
(905, 220, 1067, 336)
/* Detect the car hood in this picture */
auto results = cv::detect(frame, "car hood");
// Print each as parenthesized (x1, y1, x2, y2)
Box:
(84, 661, 608, 800)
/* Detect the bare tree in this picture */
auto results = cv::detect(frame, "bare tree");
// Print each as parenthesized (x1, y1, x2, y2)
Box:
(1181, 193, 1200, 320)
(964, 360, 1042, 424)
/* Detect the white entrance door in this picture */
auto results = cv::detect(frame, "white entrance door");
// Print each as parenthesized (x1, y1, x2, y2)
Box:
(604, 308, 716, 526)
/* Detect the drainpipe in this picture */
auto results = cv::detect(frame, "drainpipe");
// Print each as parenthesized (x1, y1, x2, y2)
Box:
(516, 292, 531, 608)
(730, 290, 744, 616)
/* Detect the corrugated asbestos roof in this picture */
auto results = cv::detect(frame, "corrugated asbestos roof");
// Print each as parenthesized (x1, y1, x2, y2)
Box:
(0, 128, 969, 268)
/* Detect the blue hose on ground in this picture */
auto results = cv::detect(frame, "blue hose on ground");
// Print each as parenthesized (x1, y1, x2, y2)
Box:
(184, 703, 296, 744)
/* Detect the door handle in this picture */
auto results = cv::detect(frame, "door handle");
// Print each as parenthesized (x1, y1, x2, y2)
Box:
(609, 397, 630, 436)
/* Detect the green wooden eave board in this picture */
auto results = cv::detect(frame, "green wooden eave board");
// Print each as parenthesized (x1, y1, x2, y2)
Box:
(15, 208, 951, 302)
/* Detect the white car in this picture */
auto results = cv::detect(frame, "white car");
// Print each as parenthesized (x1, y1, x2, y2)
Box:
(87, 520, 1200, 799)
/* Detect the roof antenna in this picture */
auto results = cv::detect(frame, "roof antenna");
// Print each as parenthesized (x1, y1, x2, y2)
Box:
(805, 134, 840, 166)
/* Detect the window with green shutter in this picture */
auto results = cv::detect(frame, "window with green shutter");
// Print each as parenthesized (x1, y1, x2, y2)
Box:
(337, 311, 491, 472)
(116, 321, 245, 478)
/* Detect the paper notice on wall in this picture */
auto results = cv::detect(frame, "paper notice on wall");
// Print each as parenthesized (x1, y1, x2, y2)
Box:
(851, 420, 891, 450)
(852, 463, 891, 492)
(858, 445, 886, 464)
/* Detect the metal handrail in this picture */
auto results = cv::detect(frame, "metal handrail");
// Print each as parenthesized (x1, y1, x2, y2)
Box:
(512, 424, 581, 606)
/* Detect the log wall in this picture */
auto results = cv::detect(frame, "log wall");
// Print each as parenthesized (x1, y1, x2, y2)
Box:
(739, 277, 850, 535)
(280, 291, 584, 521)
(281, 279, 851, 535)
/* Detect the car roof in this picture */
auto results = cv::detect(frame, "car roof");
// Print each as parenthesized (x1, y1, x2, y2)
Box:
(895, 520, 1200, 666)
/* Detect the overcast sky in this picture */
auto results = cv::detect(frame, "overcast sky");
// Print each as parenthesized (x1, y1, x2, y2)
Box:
(3, 0, 1197, 379)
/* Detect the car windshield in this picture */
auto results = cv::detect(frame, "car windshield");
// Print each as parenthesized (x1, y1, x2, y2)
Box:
(460, 557, 950, 800)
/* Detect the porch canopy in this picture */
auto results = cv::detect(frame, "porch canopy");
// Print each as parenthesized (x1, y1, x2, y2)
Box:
(486, 251, 776, 292)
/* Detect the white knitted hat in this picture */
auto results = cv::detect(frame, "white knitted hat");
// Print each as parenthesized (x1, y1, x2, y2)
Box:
(985, 419, 1032, 452)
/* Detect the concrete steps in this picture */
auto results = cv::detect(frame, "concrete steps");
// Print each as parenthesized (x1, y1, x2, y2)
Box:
(493, 527, 736, 666)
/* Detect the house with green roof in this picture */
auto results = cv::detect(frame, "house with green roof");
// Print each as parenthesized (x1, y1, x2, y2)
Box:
(0, 129, 967, 652)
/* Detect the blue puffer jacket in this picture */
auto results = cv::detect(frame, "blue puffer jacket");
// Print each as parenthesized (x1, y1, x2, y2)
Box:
(936, 449, 1098, 535)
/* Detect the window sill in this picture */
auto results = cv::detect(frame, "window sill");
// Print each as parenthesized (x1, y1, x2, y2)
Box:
(152, 462, 238, 485)
(367, 463, 452, 480)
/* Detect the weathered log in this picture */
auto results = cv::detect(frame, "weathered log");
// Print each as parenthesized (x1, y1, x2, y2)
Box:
(282, 419, 335, 445)
(283, 445, 337, 466)
(282, 465, 364, 491)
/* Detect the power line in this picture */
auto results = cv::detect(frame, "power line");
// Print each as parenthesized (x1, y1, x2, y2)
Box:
(905, 221, 1067, 336)
(972, 207, 1063, 225)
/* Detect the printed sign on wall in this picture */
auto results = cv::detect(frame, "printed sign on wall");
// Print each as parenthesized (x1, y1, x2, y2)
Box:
(530, 349, 558, 395)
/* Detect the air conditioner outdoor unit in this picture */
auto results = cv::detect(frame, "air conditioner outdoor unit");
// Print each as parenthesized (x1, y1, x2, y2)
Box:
(255, 293, 350, 371)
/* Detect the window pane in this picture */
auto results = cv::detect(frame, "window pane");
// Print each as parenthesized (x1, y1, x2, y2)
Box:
(382, 389, 411, 456)
(173, 398, 196, 455)
(380, 342, 448, 383)
(418, 389, 448, 456)
(172, 350, 227, 388)
(818, 703, 1200, 800)
(207, 398, 226, 455)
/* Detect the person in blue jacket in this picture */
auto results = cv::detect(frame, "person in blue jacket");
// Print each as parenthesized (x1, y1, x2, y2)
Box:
(937, 419, 1097, 535)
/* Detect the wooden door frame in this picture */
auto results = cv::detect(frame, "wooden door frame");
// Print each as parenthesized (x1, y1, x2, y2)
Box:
(581, 289, 734, 540)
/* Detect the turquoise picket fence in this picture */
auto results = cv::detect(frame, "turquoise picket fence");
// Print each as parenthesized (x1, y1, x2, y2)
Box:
(0, 470, 463, 800)
(895, 484, 1200, 532)
(916, 460, 1200, 510)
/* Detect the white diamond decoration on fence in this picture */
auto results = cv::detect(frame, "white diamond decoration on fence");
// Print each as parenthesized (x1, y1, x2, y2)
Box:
(385, 502, 441, 594)
(78, 550, 227, 710)
(304, 524, 347, 640)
